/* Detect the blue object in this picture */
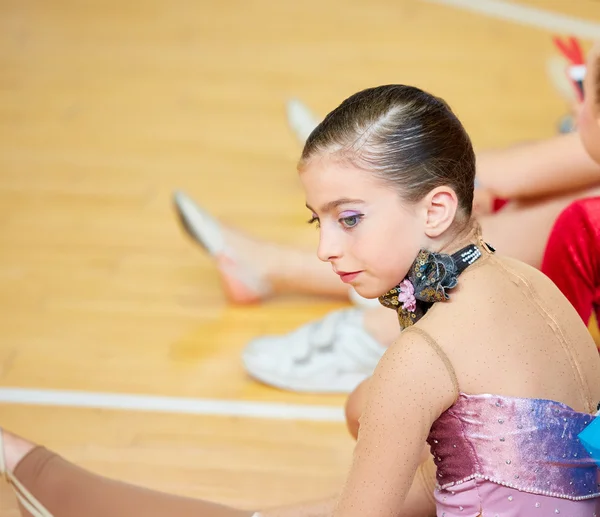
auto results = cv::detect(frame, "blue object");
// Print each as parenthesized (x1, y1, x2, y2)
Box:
(558, 114, 576, 134)
(578, 415, 600, 466)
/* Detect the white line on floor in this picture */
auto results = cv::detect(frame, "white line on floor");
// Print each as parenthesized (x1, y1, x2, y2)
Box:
(0, 387, 346, 422)
(422, 0, 600, 40)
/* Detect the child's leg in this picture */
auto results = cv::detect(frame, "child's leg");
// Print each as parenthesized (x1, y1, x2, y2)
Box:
(540, 196, 600, 327)
(6, 429, 435, 517)
(173, 191, 349, 303)
(11, 444, 254, 517)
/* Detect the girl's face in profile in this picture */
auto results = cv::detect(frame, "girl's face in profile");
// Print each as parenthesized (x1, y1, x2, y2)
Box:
(300, 157, 426, 299)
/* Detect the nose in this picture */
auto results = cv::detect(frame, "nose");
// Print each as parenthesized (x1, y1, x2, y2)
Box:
(316, 225, 342, 263)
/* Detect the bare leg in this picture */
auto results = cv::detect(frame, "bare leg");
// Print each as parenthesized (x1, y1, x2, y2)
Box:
(256, 238, 347, 299)
(203, 226, 349, 301)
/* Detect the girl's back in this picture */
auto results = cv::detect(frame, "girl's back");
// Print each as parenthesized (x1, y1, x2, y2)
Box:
(419, 242, 600, 414)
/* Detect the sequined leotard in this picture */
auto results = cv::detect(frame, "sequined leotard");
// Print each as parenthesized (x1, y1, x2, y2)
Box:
(428, 393, 599, 516)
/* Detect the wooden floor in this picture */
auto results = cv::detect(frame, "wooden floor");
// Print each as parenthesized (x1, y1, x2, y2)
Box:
(1, 0, 599, 514)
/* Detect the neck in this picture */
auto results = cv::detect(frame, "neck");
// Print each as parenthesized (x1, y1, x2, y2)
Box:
(428, 218, 481, 256)
(379, 218, 487, 328)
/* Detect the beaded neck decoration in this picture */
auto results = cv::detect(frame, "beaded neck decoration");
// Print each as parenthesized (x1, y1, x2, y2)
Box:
(378, 243, 492, 328)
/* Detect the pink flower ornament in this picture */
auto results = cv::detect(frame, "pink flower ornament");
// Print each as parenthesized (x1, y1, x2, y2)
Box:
(397, 279, 417, 312)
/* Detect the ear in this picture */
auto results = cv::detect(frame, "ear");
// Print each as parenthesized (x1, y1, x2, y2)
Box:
(422, 186, 459, 238)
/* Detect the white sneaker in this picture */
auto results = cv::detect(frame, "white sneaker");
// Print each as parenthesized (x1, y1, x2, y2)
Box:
(242, 308, 385, 393)
(285, 98, 321, 144)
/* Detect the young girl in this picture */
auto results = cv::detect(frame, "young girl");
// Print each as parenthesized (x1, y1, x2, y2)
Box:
(174, 109, 600, 395)
(2, 79, 600, 517)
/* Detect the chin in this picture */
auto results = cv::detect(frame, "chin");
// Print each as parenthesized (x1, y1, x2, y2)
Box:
(352, 283, 389, 300)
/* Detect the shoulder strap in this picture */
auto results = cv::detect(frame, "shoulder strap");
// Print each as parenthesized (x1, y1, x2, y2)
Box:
(402, 326, 460, 396)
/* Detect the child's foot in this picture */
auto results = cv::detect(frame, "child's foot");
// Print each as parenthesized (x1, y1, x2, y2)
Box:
(1, 428, 51, 516)
(1, 428, 35, 474)
(173, 191, 273, 304)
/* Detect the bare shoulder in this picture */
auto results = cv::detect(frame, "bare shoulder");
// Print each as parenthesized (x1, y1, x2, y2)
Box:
(486, 254, 581, 308)
(420, 252, 585, 341)
(453, 253, 569, 306)
(376, 325, 459, 411)
(414, 252, 600, 403)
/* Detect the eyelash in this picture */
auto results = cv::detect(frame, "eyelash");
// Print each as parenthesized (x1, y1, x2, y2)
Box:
(307, 214, 364, 230)
(307, 215, 320, 228)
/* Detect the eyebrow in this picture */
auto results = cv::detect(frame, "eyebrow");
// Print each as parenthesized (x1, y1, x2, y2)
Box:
(305, 198, 365, 213)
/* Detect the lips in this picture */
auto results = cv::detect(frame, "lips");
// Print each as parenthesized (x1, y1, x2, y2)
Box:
(336, 270, 362, 283)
